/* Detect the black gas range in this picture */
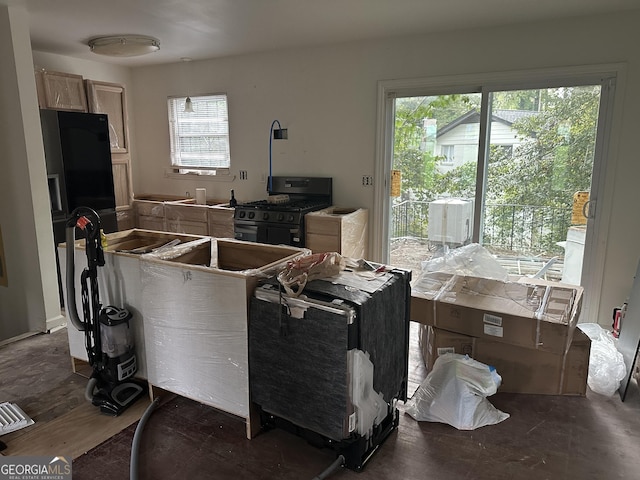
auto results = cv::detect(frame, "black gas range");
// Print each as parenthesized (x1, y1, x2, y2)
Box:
(234, 176, 332, 247)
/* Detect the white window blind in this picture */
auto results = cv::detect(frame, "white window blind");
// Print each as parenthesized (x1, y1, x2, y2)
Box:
(167, 94, 230, 172)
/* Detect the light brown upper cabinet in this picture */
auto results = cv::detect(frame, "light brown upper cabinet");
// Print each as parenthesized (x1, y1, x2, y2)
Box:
(38, 70, 88, 112)
(85, 80, 129, 153)
(86, 79, 133, 229)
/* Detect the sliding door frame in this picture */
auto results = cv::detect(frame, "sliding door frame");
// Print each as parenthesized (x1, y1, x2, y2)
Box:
(374, 63, 626, 323)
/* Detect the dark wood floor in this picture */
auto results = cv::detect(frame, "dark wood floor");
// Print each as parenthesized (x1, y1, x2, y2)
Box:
(3, 324, 640, 479)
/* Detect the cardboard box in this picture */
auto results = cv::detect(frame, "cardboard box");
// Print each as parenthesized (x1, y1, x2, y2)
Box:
(411, 273, 583, 354)
(410, 271, 455, 326)
(419, 324, 591, 395)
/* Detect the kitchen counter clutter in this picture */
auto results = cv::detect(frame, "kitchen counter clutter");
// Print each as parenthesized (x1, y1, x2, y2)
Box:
(59, 229, 309, 438)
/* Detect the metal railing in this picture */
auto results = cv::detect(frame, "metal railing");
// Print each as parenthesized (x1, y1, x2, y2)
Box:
(391, 200, 572, 256)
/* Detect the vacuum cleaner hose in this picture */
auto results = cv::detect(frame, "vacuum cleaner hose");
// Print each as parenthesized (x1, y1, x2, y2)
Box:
(130, 397, 161, 480)
(84, 378, 98, 403)
(312, 454, 345, 480)
(65, 225, 85, 331)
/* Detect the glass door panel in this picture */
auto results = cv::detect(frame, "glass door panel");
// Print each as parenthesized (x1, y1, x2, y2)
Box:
(482, 86, 600, 282)
(389, 93, 481, 273)
(388, 84, 602, 286)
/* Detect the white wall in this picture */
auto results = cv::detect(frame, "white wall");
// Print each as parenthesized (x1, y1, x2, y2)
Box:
(0, 13, 133, 342)
(131, 10, 640, 324)
(0, 5, 63, 341)
(131, 47, 381, 207)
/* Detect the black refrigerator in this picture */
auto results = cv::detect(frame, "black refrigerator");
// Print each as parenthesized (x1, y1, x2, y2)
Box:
(40, 109, 118, 244)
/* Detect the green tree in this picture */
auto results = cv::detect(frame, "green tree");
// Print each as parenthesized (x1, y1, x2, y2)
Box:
(489, 86, 598, 207)
(392, 86, 599, 254)
(393, 94, 475, 202)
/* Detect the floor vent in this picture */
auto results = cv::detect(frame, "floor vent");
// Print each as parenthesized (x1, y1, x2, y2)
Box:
(0, 402, 34, 435)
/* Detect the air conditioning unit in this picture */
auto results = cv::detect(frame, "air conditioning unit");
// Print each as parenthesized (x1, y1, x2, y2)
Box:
(427, 198, 473, 246)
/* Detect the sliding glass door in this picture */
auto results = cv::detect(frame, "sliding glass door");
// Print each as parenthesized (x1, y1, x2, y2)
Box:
(377, 71, 615, 323)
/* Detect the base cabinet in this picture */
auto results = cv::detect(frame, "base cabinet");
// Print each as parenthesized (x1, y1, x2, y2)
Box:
(305, 207, 368, 258)
(60, 230, 308, 439)
(133, 197, 235, 238)
(208, 205, 235, 238)
(116, 208, 135, 231)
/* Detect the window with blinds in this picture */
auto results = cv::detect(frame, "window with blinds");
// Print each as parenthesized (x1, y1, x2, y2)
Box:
(167, 94, 230, 173)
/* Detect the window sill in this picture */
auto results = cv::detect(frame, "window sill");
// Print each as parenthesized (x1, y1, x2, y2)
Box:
(164, 168, 236, 182)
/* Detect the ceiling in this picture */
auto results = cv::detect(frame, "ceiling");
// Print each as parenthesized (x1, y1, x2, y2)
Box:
(4, 0, 640, 67)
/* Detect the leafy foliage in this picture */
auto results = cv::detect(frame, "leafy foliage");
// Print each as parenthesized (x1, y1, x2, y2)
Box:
(392, 86, 601, 254)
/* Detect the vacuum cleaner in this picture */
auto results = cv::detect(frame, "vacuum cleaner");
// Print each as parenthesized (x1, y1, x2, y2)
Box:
(65, 206, 145, 416)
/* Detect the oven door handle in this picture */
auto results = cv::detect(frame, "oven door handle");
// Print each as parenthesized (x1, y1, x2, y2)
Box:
(234, 225, 257, 241)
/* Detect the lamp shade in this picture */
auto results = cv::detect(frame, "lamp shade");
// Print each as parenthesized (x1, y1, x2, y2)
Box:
(184, 97, 194, 113)
(88, 35, 160, 57)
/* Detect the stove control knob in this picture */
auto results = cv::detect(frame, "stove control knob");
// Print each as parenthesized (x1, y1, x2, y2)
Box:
(263, 212, 269, 220)
(277, 213, 285, 222)
(288, 214, 295, 223)
(238, 211, 246, 218)
(248, 211, 255, 219)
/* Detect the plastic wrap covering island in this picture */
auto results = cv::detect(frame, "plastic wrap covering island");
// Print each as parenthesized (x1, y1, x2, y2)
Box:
(405, 353, 509, 430)
(60, 229, 208, 379)
(140, 237, 309, 421)
(411, 245, 582, 354)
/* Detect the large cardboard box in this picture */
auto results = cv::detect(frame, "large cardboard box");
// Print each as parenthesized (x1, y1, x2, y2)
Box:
(419, 324, 591, 395)
(411, 273, 583, 354)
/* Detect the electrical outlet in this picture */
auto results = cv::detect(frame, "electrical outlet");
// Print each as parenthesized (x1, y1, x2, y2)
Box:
(362, 175, 373, 186)
(260, 173, 267, 183)
(240, 170, 248, 180)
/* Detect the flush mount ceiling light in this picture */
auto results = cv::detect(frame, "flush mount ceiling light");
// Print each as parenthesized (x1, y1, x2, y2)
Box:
(88, 35, 160, 57)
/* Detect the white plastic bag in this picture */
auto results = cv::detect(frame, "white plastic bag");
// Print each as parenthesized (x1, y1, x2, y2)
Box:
(277, 252, 343, 297)
(578, 323, 626, 396)
(419, 243, 509, 281)
(405, 353, 510, 430)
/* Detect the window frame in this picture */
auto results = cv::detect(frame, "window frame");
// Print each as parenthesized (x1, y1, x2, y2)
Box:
(167, 93, 231, 176)
(440, 144, 455, 165)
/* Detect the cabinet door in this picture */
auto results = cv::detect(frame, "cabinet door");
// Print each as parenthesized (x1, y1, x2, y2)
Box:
(166, 220, 209, 236)
(116, 208, 135, 231)
(112, 156, 133, 208)
(41, 71, 88, 112)
(85, 80, 129, 153)
(208, 207, 235, 238)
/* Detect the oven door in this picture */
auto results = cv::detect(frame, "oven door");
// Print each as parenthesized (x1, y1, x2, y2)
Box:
(262, 224, 302, 247)
(234, 224, 259, 243)
(235, 220, 302, 247)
